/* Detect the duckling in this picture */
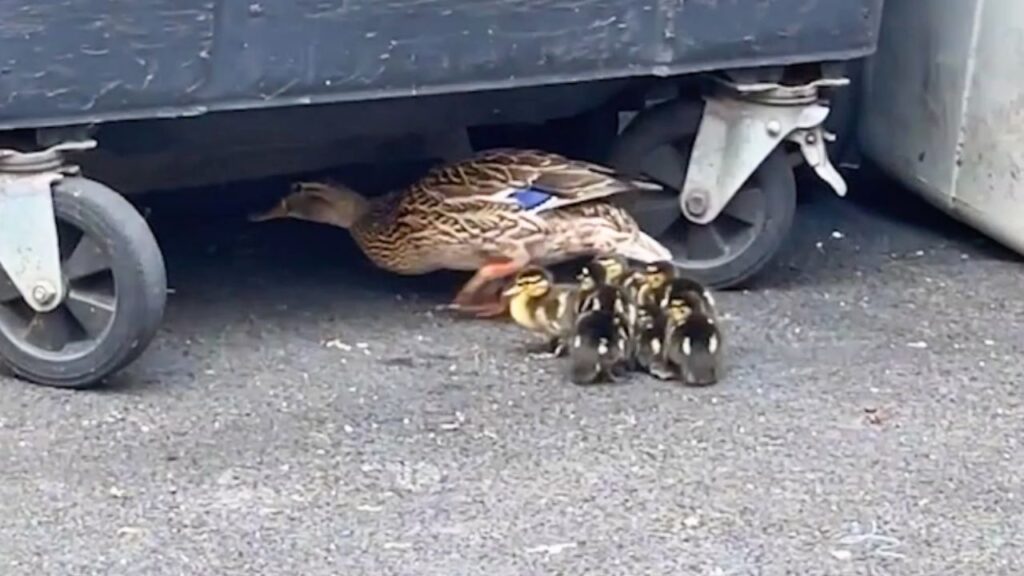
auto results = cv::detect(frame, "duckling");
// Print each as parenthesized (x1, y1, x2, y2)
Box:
(576, 260, 636, 362)
(635, 260, 676, 308)
(576, 265, 628, 316)
(590, 253, 641, 328)
(502, 266, 579, 355)
(591, 254, 631, 287)
(620, 268, 646, 303)
(619, 267, 648, 327)
(664, 311, 723, 386)
(631, 302, 675, 380)
(569, 307, 631, 385)
(661, 275, 717, 319)
(580, 282, 629, 316)
(573, 261, 607, 314)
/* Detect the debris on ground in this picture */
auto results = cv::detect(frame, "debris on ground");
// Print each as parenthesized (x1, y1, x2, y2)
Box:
(323, 338, 353, 351)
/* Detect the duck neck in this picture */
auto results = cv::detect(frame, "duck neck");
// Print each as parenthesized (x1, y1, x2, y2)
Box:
(350, 189, 403, 234)
(325, 187, 371, 229)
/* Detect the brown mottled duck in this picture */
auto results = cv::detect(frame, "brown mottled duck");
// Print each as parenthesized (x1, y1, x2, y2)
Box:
(250, 148, 672, 317)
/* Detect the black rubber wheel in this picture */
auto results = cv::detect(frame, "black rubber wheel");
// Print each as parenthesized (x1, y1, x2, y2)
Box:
(0, 177, 167, 388)
(608, 98, 797, 289)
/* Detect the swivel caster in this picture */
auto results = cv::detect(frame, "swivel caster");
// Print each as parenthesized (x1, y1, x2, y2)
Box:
(609, 75, 848, 289)
(0, 141, 166, 388)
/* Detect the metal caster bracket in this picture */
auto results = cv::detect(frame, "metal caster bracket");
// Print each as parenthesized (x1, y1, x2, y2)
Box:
(680, 76, 850, 225)
(0, 140, 97, 313)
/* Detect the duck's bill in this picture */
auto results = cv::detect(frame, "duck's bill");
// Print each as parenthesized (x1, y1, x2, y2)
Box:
(502, 285, 522, 297)
(248, 199, 290, 222)
(248, 207, 282, 222)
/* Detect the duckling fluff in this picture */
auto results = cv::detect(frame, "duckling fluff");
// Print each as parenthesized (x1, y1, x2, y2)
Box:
(503, 267, 580, 356)
(665, 311, 723, 386)
(569, 309, 631, 384)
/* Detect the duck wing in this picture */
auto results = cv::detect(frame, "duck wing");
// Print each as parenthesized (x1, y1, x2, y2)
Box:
(416, 148, 666, 214)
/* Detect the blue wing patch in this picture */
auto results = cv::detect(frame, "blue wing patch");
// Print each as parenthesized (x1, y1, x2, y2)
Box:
(509, 187, 554, 211)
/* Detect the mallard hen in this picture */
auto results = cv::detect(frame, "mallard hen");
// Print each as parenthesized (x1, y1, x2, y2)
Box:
(250, 148, 671, 317)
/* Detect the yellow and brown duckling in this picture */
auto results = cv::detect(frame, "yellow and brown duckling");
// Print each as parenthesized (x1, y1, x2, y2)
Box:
(631, 302, 674, 380)
(663, 311, 723, 386)
(574, 258, 636, 374)
(634, 260, 717, 316)
(503, 266, 579, 355)
(569, 304, 632, 385)
(591, 254, 631, 287)
(661, 275, 717, 319)
(575, 261, 628, 315)
(620, 268, 646, 304)
(589, 253, 643, 301)
(629, 264, 722, 384)
(573, 261, 607, 314)
(657, 283, 723, 386)
(590, 253, 640, 325)
(634, 260, 676, 307)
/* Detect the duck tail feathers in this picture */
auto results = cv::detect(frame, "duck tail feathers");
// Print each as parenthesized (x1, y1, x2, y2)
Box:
(616, 231, 673, 263)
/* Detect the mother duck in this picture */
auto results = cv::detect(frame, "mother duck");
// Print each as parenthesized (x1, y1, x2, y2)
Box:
(250, 148, 671, 317)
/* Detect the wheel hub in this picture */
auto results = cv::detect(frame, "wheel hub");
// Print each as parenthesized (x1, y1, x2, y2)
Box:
(30, 282, 57, 306)
(683, 189, 709, 218)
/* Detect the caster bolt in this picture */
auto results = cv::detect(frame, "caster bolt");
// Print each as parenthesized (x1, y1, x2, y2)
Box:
(31, 282, 56, 305)
(685, 190, 709, 217)
(766, 120, 782, 137)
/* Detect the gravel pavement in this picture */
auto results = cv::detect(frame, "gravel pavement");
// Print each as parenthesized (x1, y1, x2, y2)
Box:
(1, 174, 1022, 575)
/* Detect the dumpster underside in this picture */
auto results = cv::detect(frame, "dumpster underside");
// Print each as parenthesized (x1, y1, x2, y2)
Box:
(0, 0, 883, 130)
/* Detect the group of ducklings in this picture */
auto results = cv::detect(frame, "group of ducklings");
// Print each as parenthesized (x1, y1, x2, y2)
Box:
(501, 255, 723, 386)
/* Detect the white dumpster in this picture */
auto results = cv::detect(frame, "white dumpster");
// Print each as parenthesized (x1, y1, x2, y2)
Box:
(858, 0, 1024, 255)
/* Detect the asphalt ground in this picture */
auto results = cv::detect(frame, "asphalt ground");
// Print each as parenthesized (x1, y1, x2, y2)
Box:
(1, 169, 1022, 575)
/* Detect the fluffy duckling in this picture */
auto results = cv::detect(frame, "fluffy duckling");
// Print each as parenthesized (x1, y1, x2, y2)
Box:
(635, 260, 676, 307)
(569, 307, 631, 385)
(590, 253, 641, 327)
(573, 261, 608, 314)
(503, 266, 579, 355)
(620, 268, 646, 302)
(664, 311, 723, 386)
(576, 260, 637, 376)
(631, 302, 674, 380)
(591, 254, 631, 286)
(577, 267, 629, 317)
(661, 276, 717, 319)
